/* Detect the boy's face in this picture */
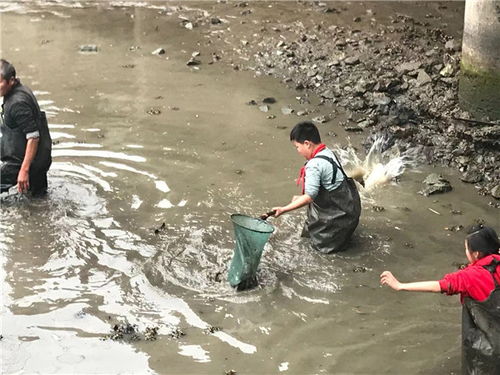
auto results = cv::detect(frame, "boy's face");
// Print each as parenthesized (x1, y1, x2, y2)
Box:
(293, 140, 314, 160)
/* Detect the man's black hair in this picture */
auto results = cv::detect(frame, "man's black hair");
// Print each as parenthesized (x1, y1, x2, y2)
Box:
(0, 59, 16, 81)
(290, 121, 321, 144)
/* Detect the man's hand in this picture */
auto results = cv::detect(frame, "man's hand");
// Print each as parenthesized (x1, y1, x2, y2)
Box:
(17, 168, 30, 193)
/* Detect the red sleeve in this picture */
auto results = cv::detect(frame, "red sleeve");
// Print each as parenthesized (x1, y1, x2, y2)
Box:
(439, 269, 470, 297)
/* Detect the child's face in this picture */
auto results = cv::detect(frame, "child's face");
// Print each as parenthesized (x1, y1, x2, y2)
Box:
(293, 140, 314, 160)
(465, 240, 478, 264)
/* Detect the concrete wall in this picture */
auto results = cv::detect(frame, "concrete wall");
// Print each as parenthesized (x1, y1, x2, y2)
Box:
(459, 0, 500, 119)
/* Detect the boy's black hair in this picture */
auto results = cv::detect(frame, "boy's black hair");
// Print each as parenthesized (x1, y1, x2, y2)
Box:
(290, 121, 321, 144)
(0, 59, 16, 81)
(466, 226, 500, 256)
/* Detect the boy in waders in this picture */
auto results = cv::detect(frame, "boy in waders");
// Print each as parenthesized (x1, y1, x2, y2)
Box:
(272, 121, 361, 253)
(380, 226, 500, 374)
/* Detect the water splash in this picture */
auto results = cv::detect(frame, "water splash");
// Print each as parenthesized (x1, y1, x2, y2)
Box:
(333, 136, 417, 191)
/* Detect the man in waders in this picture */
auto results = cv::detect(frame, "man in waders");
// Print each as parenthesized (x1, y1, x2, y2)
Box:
(272, 121, 361, 253)
(0, 59, 52, 196)
(381, 226, 500, 374)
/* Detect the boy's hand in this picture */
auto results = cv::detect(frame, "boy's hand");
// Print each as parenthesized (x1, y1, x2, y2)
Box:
(380, 271, 402, 291)
(272, 207, 286, 217)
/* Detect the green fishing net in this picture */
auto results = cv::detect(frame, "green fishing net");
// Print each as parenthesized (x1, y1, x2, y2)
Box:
(228, 214, 274, 290)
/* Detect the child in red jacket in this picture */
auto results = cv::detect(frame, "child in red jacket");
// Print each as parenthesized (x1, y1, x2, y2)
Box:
(380, 226, 500, 374)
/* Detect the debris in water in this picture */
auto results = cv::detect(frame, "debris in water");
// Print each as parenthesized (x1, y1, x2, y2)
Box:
(203, 326, 222, 334)
(444, 225, 463, 232)
(352, 266, 369, 273)
(428, 208, 441, 215)
(169, 327, 185, 339)
(154, 222, 166, 235)
(147, 107, 162, 115)
(144, 326, 159, 341)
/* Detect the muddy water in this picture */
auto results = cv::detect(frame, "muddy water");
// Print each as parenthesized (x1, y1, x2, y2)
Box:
(0, 2, 498, 374)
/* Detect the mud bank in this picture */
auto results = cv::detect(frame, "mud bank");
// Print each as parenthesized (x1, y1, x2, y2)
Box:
(158, 0, 498, 202)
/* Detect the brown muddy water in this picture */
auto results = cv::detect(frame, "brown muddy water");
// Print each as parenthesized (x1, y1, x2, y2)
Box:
(0, 2, 498, 374)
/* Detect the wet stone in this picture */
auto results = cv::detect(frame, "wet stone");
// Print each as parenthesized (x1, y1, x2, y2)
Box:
(79, 44, 98, 53)
(460, 170, 483, 184)
(444, 225, 464, 232)
(259, 105, 269, 113)
(395, 61, 421, 74)
(416, 69, 432, 86)
(491, 185, 500, 199)
(418, 173, 452, 196)
(187, 57, 201, 66)
(281, 106, 294, 115)
(152, 48, 165, 55)
(262, 97, 276, 104)
(210, 17, 222, 25)
(312, 115, 329, 124)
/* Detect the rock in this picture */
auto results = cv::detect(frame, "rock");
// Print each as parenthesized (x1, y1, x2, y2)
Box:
(312, 115, 329, 124)
(151, 48, 165, 55)
(445, 39, 458, 52)
(344, 56, 360, 65)
(259, 105, 269, 113)
(267, 115, 276, 119)
(372, 92, 391, 106)
(186, 57, 201, 66)
(460, 170, 483, 184)
(262, 97, 276, 104)
(281, 106, 294, 115)
(491, 185, 500, 199)
(192, 51, 200, 57)
(184, 22, 194, 30)
(348, 98, 366, 110)
(439, 64, 454, 77)
(419, 173, 452, 196)
(246, 100, 257, 106)
(210, 17, 222, 25)
(297, 110, 308, 116)
(344, 126, 363, 132)
(416, 69, 432, 86)
(395, 61, 421, 74)
(79, 44, 98, 52)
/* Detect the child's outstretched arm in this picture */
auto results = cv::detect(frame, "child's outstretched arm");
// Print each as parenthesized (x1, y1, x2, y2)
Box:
(272, 194, 313, 217)
(380, 271, 441, 292)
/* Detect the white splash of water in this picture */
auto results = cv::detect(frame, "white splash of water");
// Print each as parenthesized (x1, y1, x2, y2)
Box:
(333, 136, 416, 191)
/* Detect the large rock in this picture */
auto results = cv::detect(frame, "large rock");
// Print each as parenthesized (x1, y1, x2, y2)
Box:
(491, 185, 500, 199)
(419, 173, 452, 196)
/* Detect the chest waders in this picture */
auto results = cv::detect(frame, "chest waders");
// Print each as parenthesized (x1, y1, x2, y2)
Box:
(301, 154, 361, 253)
(462, 258, 500, 374)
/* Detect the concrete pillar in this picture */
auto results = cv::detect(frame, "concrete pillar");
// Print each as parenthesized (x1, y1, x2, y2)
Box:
(459, 0, 500, 119)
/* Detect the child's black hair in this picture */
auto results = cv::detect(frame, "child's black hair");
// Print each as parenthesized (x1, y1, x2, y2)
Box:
(466, 226, 500, 256)
(290, 121, 321, 144)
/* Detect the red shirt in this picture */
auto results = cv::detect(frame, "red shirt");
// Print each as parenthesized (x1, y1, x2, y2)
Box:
(439, 254, 500, 303)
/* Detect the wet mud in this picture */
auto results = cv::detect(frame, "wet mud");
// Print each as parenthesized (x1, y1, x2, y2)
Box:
(0, 1, 498, 375)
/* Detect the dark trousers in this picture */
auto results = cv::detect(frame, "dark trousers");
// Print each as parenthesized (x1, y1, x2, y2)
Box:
(1, 162, 48, 196)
